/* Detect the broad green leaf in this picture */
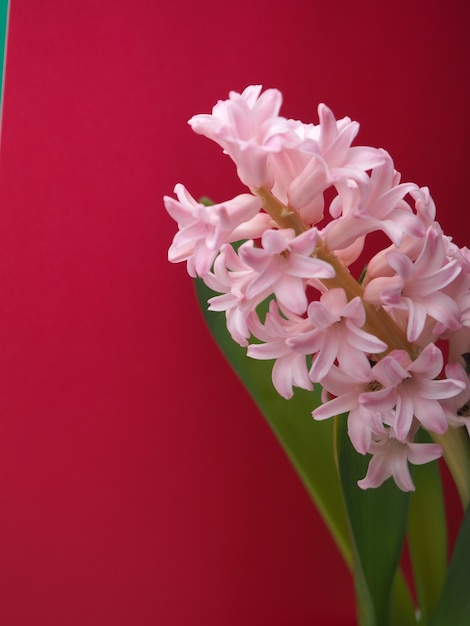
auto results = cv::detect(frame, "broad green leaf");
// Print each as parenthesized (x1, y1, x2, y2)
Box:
(335, 415, 413, 626)
(429, 501, 470, 626)
(194, 278, 352, 565)
(407, 430, 447, 625)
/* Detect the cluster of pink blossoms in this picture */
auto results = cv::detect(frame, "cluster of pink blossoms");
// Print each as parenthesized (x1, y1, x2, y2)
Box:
(165, 85, 470, 492)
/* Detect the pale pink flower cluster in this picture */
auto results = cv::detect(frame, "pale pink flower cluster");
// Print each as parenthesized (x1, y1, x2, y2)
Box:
(165, 86, 470, 492)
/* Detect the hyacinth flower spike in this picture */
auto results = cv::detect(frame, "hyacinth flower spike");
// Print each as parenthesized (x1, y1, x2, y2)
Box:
(166, 85, 470, 626)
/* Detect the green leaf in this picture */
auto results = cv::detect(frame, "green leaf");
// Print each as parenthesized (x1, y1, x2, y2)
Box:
(407, 430, 447, 625)
(335, 415, 412, 626)
(390, 573, 419, 626)
(429, 501, 470, 626)
(194, 278, 352, 565)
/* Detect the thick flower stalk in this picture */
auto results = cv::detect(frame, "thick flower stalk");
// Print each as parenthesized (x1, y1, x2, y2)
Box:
(164, 85, 470, 495)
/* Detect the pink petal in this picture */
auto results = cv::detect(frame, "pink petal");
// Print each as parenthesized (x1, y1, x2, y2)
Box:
(309, 335, 340, 382)
(407, 442, 443, 465)
(287, 255, 335, 279)
(312, 391, 359, 420)
(346, 323, 388, 353)
(394, 390, 415, 441)
(275, 275, 308, 314)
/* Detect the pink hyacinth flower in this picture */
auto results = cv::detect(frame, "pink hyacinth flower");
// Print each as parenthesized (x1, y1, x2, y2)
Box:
(311, 363, 389, 454)
(358, 428, 443, 492)
(188, 85, 295, 189)
(240, 228, 335, 315)
(247, 300, 313, 399)
(371, 344, 466, 441)
(288, 288, 387, 382)
(363, 226, 462, 342)
(298, 104, 385, 178)
(323, 150, 424, 252)
(268, 104, 385, 228)
(164, 184, 261, 277)
(203, 242, 267, 347)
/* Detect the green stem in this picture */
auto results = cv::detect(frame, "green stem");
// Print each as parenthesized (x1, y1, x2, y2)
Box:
(431, 427, 470, 509)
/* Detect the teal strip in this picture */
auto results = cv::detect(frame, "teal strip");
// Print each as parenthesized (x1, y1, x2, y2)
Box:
(0, 0, 9, 133)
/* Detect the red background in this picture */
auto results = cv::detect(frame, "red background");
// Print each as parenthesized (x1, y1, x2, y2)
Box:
(0, 1, 468, 624)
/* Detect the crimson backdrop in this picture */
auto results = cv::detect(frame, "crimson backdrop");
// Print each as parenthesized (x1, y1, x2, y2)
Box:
(0, 1, 468, 624)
